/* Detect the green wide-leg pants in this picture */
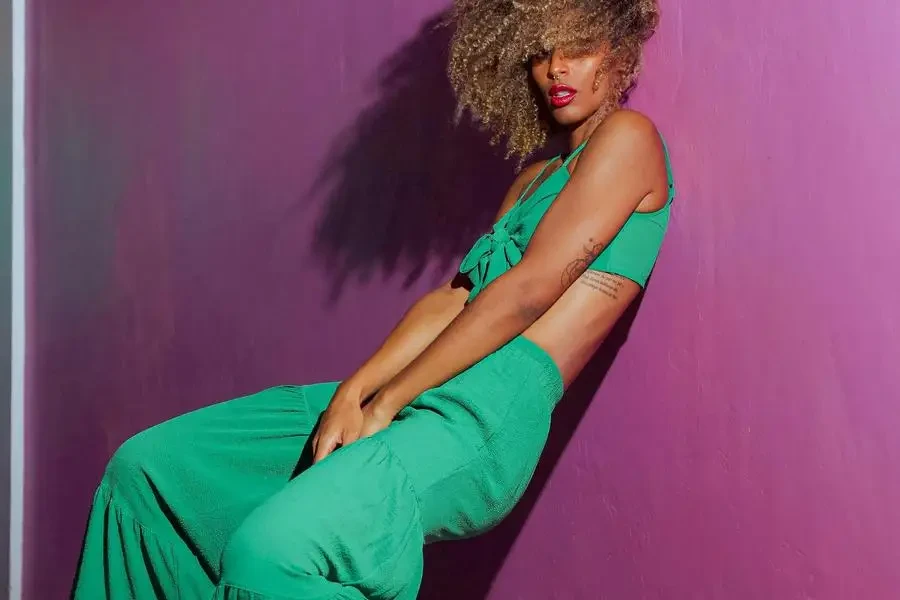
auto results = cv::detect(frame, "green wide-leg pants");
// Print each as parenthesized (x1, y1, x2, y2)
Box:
(71, 336, 564, 599)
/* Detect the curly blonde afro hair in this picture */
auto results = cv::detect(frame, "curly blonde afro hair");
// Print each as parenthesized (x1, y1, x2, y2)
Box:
(447, 0, 659, 160)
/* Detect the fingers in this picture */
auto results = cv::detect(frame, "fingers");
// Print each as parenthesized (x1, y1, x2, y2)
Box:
(342, 428, 360, 446)
(359, 418, 377, 439)
(313, 431, 340, 464)
(359, 405, 393, 439)
(312, 426, 362, 464)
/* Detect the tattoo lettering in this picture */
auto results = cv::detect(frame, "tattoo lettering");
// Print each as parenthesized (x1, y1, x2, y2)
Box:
(578, 271, 625, 300)
(561, 239, 606, 288)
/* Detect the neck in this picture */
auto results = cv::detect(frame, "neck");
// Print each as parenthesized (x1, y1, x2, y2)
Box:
(567, 105, 619, 150)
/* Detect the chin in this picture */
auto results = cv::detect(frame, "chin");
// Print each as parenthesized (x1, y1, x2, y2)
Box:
(548, 105, 591, 128)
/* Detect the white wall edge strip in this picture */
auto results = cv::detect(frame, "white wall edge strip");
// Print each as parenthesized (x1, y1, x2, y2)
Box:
(9, 0, 26, 596)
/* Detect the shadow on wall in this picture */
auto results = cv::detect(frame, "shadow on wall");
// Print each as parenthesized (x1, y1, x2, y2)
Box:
(310, 14, 521, 299)
(308, 11, 640, 598)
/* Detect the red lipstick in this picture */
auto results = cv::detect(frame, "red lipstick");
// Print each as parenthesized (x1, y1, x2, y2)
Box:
(549, 84, 577, 108)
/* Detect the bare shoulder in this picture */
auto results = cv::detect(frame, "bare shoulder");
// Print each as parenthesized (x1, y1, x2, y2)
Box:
(582, 109, 662, 163)
(604, 107, 658, 131)
(575, 109, 668, 209)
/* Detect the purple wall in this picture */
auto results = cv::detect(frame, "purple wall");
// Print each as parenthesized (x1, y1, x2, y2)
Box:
(488, 2, 900, 599)
(27, 1, 900, 599)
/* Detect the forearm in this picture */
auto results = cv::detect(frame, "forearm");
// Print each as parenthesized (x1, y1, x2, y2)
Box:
(370, 266, 555, 415)
(342, 283, 468, 400)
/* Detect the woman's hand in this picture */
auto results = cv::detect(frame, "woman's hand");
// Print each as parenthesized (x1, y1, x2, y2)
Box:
(312, 385, 365, 463)
(312, 386, 399, 463)
(359, 399, 396, 439)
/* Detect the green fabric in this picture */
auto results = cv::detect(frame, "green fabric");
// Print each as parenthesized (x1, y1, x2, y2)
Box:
(72, 336, 563, 600)
(459, 134, 675, 301)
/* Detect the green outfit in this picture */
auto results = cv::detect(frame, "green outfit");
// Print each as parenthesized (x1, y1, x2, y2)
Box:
(72, 135, 674, 599)
(460, 135, 675, 300)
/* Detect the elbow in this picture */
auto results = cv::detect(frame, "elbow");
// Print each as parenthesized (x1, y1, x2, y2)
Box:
(503, 267, 559, 324)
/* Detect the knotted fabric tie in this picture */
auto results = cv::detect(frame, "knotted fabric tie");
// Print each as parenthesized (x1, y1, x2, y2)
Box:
(458, 223, 526, 299)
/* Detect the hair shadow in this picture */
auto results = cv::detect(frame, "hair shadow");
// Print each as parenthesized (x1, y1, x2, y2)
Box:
(309, 10, 645, 597)
(308, 13, 526, 301)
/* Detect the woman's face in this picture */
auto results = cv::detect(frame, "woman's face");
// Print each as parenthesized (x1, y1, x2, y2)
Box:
(530, 43, 614, 129)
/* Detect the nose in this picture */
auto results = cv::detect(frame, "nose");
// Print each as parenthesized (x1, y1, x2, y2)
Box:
(547, 49, 568, 81)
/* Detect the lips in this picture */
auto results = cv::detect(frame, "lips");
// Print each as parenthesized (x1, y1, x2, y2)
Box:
(549, 84, 577, 108)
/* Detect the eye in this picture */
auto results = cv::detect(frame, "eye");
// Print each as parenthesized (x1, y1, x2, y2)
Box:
(557, 43, 590, 59)
(561, 39, 603, 59)
(530, 49, 551, 63)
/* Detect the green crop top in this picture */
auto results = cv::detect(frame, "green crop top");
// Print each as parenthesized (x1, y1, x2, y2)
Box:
(458, 134, 675, 303)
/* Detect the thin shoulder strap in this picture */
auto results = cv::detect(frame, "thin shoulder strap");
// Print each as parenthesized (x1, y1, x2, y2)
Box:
(561, 138, 590, 168)
(659, 132, 675, 202)
(515, 158, 556, 203)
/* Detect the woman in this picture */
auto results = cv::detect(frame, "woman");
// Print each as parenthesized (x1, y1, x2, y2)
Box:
(73, 0, 672, 598)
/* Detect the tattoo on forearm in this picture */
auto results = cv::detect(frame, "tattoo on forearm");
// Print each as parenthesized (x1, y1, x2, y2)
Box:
(561, 239, 606, 288)
(578, 271, 625, 300)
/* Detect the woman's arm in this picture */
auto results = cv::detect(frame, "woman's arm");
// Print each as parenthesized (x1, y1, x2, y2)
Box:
(340, 278, 470, 400)
(340, 159, 548, 400)
(312, 162, 548, 461)
(366, 111, 662, 419)
(313, 280, 467, 463)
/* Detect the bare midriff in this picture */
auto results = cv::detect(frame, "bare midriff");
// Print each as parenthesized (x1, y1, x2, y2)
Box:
(521, 275, 642, 387)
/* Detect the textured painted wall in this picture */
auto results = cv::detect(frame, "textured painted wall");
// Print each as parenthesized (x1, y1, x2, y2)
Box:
(484, 1, 900, 598)
(26, 2, 511, 598)
(26, 1, 900, 600)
